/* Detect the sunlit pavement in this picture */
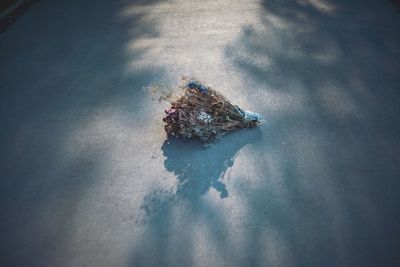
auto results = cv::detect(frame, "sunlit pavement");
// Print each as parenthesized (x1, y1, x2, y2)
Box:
(1, 1, 400, 266)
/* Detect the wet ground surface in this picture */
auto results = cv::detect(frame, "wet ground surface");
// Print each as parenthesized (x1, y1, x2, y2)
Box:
(1, 0, 400, 266)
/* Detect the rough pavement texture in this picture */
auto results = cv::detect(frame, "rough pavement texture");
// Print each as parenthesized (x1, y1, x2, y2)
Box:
(1, 0, 400, 266)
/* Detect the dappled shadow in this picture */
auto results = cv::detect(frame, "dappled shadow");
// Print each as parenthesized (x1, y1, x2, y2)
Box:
(0, 0, 166, 266)
(2, 0, 399, 265)
(223, 0, 400, 266)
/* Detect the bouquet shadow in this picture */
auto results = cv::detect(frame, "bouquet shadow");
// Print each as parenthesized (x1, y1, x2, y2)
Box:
(163, 128, 262, 200)
(135, 128, 262, 224)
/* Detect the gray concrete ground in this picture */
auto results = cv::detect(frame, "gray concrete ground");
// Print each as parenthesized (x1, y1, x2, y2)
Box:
(1, 0, 400, 266)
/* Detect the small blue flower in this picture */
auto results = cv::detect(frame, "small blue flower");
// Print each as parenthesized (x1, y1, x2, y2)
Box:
(187, 80, 208, 94)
